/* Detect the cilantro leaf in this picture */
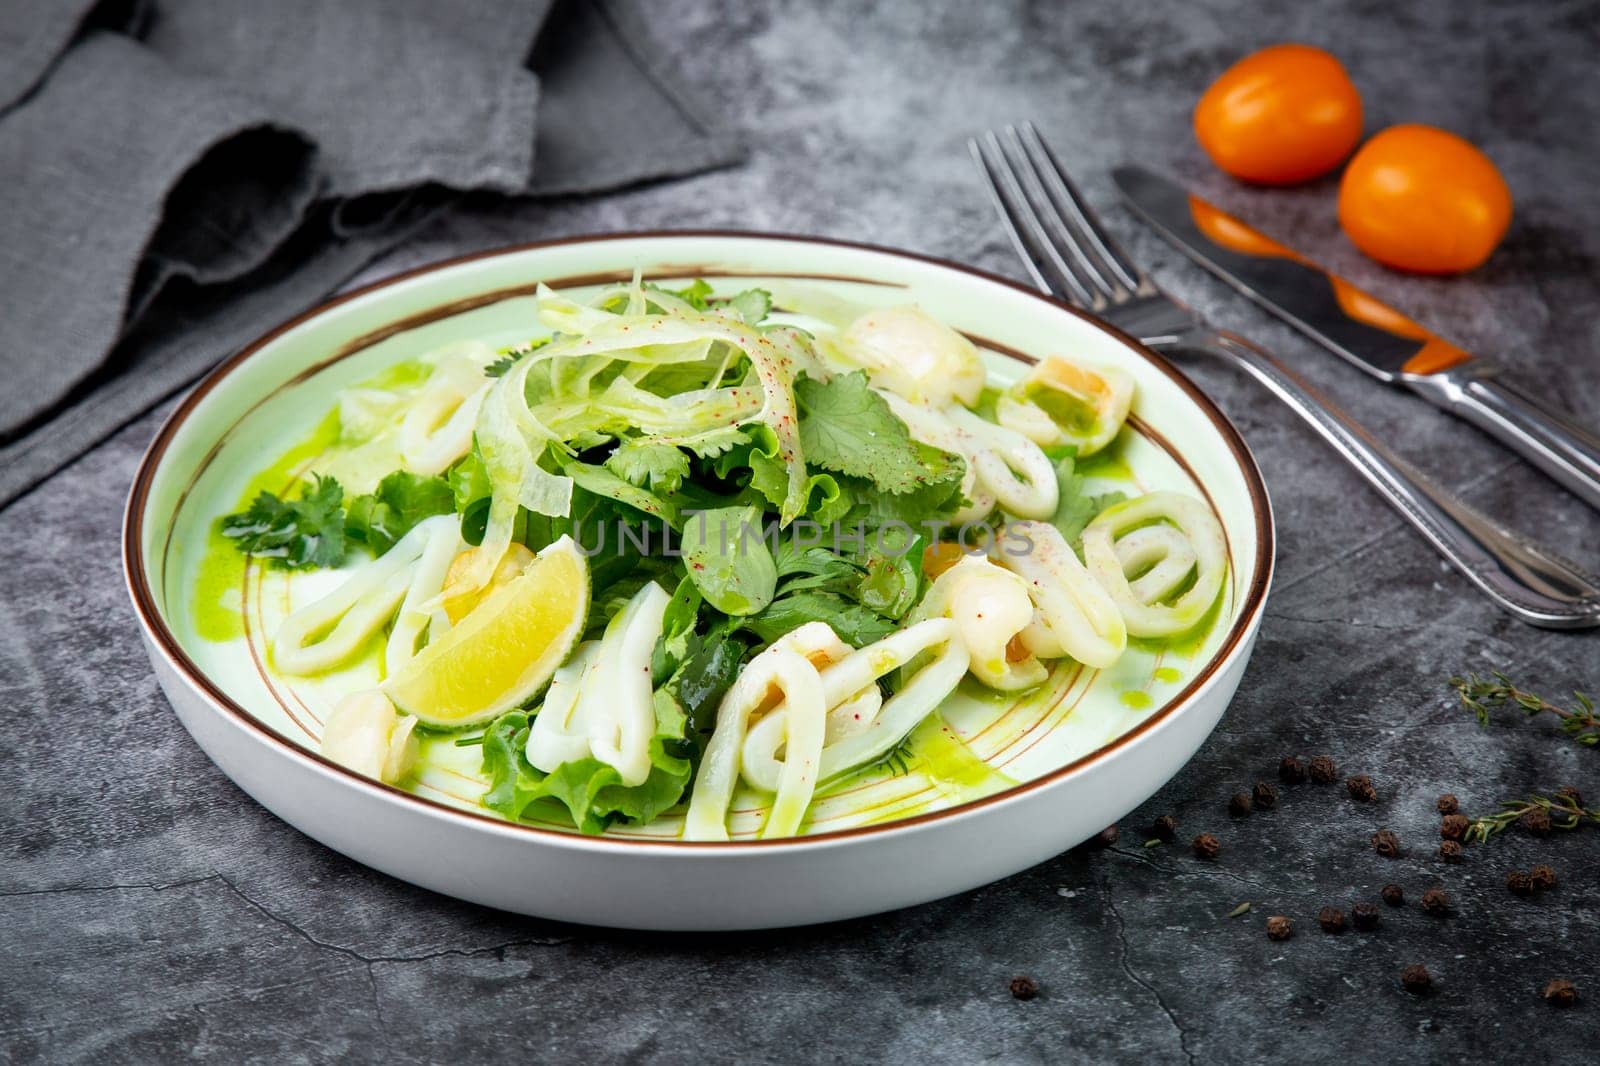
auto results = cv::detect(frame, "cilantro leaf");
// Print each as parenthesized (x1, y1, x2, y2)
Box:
(606, 439, 691, 495)
(650, 278, 713, 311)
(795, 371, 963, 495)
(220, 475, 347, 569)
(1043, 450, 1126, 547)
(726, 288, 773, 325)
(345, 471, 454, 555)
(670, 426, 750, 459)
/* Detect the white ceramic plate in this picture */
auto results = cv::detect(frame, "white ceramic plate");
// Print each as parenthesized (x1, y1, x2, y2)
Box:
(125, 232, 1273, 929)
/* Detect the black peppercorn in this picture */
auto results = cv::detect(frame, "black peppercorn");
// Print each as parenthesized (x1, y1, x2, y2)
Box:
(1352, 902, 1380, 931)
(1519, 809, 1552, 837)
(1192, 833, 1220, 860)
(1555, 785, 1583, 809)
(1317, 906, 1346, 933)
(1308, 755, 1339, 784)
(1402, 964, 1432, 993)
(1506, 870, 1535, 897)
(1436, 793, 1459, 815)
(1151, 814, 1178, 841)
(1094, 824, 1119, 847)
(1381, 884, 1405, 907)
(1371, 829, 1401, 858)
(1438, 840, 1462, 863)
(1279, 756, 1306, 784)
(1439, 813, 1470, 841)
(1421, 886, 1451, 916)
(1252, 780, 1278, 810)
(1346, 774, 1376, 802)
(1543, 978, 1577, 1008)
(1228, 792, 1253, 817)
(1531, 864, 1557, 891)
(1009, 975, 1039, 1001)
(1266, 915, 1293, 941)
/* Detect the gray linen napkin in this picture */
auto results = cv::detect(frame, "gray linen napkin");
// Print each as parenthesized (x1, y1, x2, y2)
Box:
(0, 0, 742, 507)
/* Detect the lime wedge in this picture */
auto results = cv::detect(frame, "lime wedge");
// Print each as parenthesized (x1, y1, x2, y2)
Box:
(384, 537, 588, 726)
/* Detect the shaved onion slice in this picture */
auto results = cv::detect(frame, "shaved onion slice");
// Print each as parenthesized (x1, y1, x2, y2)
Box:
(1082, 492, 1227, 637)
(397, 344, 496, 475)
(993, 521, 1126, 669)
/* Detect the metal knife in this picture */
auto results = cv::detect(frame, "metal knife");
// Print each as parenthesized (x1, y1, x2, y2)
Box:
(1113, 165, 1600, 513)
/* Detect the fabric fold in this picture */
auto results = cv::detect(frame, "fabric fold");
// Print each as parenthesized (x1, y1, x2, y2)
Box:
(0, 31, 319, 437)
(0, 0, 745, 507)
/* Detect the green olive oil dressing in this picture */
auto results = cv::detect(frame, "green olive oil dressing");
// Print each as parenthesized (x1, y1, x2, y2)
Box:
(190, 411, 341, 643)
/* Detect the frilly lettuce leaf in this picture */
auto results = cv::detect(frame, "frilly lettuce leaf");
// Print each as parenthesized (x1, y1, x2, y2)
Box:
(481, 696, 692, 836)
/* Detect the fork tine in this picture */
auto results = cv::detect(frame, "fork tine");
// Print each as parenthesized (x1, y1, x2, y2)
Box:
(966, 137, 1059, 300)
(968, 132, 1099, 309)
(994, 125, 1122, 307)
(1018, 122, 1147, 294)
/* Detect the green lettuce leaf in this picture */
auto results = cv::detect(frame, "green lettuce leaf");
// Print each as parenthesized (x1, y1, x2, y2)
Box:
(855, 526, 925, 620)
(481, 699, 692, 836)
(484, 335, 552, 378)
(737, 590, 899, 647)
(562, 458, 679, 527)
(678, 504, 778, 615)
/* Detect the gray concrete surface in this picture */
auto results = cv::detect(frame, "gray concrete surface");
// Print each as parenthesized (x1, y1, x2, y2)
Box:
(4, 1, 1598, 1061)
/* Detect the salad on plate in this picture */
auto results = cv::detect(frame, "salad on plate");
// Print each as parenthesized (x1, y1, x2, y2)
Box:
(216, 274, 1226, 840)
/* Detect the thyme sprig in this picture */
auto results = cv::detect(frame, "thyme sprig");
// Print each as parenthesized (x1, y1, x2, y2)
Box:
(1449, 671, 1599, 747)
(1465, 792, 1599, 844)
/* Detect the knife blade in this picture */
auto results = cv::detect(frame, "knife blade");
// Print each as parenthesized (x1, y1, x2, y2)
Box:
(1113, 164, 1600, 513)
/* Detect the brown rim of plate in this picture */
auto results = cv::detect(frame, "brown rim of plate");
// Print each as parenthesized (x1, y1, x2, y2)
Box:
(122, 229, 1275, 852)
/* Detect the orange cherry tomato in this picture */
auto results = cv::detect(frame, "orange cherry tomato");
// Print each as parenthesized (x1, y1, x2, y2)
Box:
(1194, 44, 1363, 185)
(1337, 124, 1512, 274)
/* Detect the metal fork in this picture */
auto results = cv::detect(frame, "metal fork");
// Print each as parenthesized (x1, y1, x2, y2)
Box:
(969, 122, 1600, 629)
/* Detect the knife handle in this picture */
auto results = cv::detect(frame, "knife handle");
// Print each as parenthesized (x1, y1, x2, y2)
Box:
(1408, 370, 1600, 514)
(1191, 328, 1600, 629)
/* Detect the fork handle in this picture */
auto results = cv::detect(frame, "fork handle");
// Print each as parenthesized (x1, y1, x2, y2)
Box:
(1185, 328, 1600, 629)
